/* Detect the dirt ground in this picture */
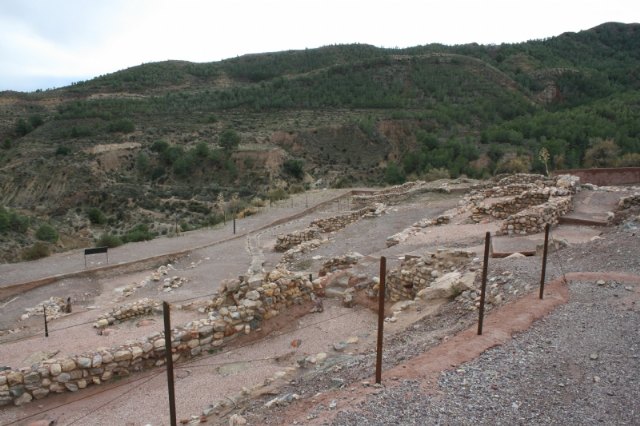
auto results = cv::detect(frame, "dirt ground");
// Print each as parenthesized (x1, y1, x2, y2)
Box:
(0, 184, 639, 425)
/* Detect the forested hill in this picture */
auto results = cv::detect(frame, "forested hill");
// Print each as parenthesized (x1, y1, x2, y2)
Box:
(0, 22, 638, 261)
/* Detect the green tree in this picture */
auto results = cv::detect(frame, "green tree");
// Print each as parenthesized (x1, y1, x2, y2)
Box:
(219, 129, 240, 152)
(385, 162, 406, 184)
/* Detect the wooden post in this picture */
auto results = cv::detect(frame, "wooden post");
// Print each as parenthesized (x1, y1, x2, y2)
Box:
(478, 232, 491, 335)
(375, 256, 386, 384)
(163, 302, 177, 426)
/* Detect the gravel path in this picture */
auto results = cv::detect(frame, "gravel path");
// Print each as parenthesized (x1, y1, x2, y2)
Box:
(334, 279, 639, 425)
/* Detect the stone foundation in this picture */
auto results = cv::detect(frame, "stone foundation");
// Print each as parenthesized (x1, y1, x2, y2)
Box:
(0, 267, 318, 407)
(618, 193, 640, 209)
(94, 298, 162, 329)
(386, 250, 476, 301)
(499, 196, 573, 235)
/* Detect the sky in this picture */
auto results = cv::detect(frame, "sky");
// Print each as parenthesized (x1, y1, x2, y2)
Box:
(0, 0, 638, 92)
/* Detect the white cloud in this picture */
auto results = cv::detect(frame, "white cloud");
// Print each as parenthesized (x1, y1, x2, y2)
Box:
(1, 0, 639, 91)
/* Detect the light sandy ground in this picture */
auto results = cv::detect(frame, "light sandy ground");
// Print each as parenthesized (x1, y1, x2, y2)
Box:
(1, 184, 634, 425)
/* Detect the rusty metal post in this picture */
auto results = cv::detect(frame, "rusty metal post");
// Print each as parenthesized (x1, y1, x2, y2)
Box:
(163, 302, 177, 426)
(375, 256, 386, 384)
(43, 306, 49, 337)
(539, 223, 550, 299)
(478, 232, 491, 335)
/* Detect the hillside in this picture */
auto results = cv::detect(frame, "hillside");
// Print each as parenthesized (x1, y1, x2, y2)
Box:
(0, 22, 639, 262)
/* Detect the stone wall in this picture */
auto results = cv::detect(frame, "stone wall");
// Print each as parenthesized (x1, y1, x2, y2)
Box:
(351, 181, 435, 208)
(275, 227, 320, 252)
(618, 193, 640, 209)
(94, 298, 162, 329)
(499, 196, 573, 235)
(318, 253, 363, 277)
(386, 250, 476, 301)
(0, 267, 317, 407)
(472, 189, 551, 222)
(555, 167, 640, 186)
(275, 203, 384, 253)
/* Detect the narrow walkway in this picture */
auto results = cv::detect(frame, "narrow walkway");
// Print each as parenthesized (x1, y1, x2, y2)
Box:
(0, 190, 354, 294)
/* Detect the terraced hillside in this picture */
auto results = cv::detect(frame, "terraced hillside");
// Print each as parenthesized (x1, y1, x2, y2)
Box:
(0, 22, 638, 262)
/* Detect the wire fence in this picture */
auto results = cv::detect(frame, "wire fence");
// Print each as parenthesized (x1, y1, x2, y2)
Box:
(0, 222, 600, 425)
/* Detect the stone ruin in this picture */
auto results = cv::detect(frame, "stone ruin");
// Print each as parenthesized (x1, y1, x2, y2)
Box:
(618, 193, 640, 209)
(275, 203, 385, 253)
(19, 297, 71, 322)
(464, 174, 580, 236)
(0, 266, 319, 407)
(351, 181, 449, 208)
(94, 298, 162, 329)
(385, 250, 477, 301)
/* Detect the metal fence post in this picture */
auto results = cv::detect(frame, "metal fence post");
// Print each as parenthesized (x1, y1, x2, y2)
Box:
(539, 223, 550, 299)
(44, 307, 49, 337)
(163, 302, 177, 426)
(376, 256, 387, 384)
(478, 232, 491, 335)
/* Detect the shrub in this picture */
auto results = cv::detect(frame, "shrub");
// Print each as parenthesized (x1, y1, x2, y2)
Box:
(385, 162, 406, 185)
(107, 118, 135, 133)
(122, 224, 156, 243)
(151, 140, 169, 153)
(289, 183, 305, 194)
(423, 167, 451, 181)
(283, 159, 305, 180)
(55, 145, 71, 156)
(268, 188, 289, 202)
(36, 224, 59, 242)
(95, 233, 123, 248)
(22, 242, 50, 261)
(9, 212, 29, 233)
(87, 207, 107, 225)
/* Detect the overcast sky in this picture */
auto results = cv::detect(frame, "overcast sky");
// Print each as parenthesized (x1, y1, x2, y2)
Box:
(1, 0, 638, 92)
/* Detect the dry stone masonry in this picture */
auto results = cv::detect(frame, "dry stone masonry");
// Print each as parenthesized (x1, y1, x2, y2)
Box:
(275, 203, 385, 253)
(318, 252, 363, 277)
(618, 193, 640, 209)
(463, 173, 580, 236)
(94, 298, 162, 329)
(385, 249, 477, 302)
(0, 266, 318, 407)
(275, 228, 320, 252)
(19, 297, 70, 322)
(352, 181, 450, 208)
(498, 196, 572, 235)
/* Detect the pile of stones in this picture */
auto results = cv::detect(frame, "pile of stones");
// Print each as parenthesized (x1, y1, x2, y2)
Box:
(160, 275, 188, 293)
(20, 297, 70, 322)
(281, 238, 326, 263)
(619, 193, 640, 209)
